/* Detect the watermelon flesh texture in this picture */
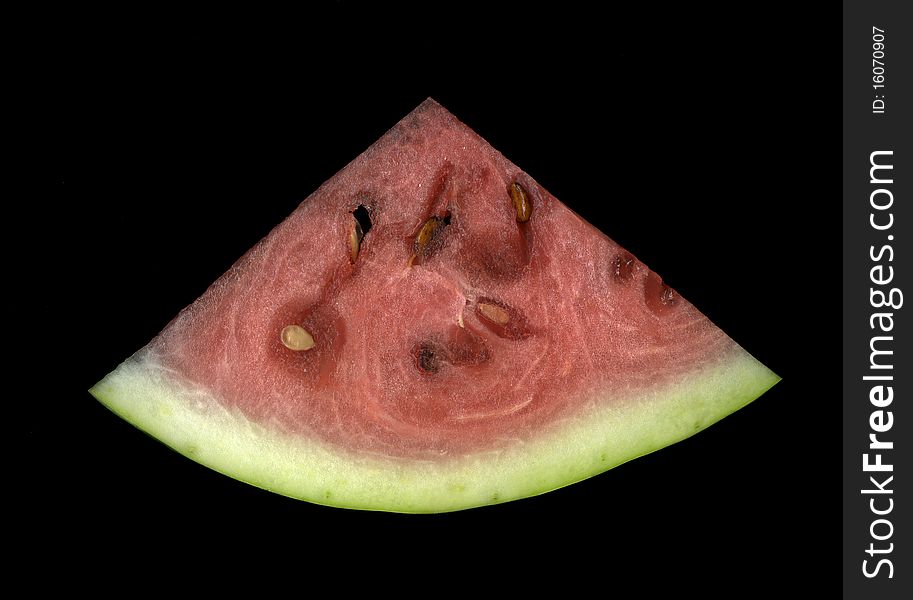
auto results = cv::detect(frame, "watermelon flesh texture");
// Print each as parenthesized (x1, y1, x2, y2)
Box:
(91, 98, 779, 512)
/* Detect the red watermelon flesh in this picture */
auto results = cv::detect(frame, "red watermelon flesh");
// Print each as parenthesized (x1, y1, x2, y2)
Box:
(91, 98, 778, 512)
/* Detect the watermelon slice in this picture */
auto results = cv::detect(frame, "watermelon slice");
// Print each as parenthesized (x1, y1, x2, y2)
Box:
(90, 98, 779, 513)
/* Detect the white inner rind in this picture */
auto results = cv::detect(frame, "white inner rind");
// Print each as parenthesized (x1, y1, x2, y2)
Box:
(90, 347, 779, 513)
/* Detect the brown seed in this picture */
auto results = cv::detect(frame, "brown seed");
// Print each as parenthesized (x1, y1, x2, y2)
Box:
(415, 216, 441, 254)
(410, 213, 451, 266)
(348, 216, 364, 263)
(508, 182, 532, 223)
(280, 325, 315, 351)
(477, 302, 510, 325)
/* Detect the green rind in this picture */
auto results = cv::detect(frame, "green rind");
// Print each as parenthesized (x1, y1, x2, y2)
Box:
(90, 347, 779, 513)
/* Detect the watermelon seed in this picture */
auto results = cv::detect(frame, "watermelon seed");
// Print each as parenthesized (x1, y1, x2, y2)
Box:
(415, 343, 440, 374)
(477, 302, 510, 325)
(410, 212, 451, 265)
(348, 219, 364, 263)
(353, 204, 372, 233)
(280, 325, 315, 351)
(415, 217, 439, 250)
(348, 205, 372, 263)
(508, 182, 532, 223)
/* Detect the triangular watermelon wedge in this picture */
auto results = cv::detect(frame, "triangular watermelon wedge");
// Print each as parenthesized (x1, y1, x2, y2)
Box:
(90, 98, 779, 513)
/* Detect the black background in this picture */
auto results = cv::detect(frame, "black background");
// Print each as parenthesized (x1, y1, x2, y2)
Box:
(31, 3, 839, 592)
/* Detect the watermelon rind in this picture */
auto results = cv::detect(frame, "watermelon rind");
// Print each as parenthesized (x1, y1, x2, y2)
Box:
(90, 346, 778, 513)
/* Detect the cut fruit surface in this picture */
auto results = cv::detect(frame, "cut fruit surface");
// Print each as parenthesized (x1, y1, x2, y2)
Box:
(90, 98, 779, 513)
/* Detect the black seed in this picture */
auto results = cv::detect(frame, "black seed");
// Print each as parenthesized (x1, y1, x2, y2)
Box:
(416, 343, 440, 374)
